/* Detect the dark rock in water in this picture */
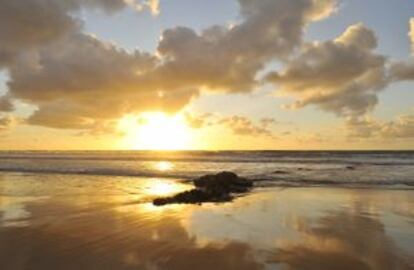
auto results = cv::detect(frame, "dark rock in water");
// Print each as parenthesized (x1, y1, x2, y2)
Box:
(153, 171, 253, 206)
(193, 171, 253, 193)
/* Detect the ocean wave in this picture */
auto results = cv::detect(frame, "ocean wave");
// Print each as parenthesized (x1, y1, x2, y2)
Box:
(0, 151, 413, 189)
(253, 178, 414, 189)
(0, 167, 195, 180)
(0, 166, 413, 189)
(0, 151, 414, 166)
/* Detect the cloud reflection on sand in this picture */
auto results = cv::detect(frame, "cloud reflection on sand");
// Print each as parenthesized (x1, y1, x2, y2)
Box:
(0, 173, 413, 270)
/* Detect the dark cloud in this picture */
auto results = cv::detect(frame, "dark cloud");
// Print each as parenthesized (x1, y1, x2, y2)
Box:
(0, 0, 78, 67)
(7, 33, 198, 129)
(0, 0, 158, 68)
(0, 96, 14, 112)
(267, 23, 388, 117)
(390, 61, 414, 81)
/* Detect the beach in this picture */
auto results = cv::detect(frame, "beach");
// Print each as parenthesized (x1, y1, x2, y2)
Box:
(1, 0, 414, 268)
(1, 169, 413, 270)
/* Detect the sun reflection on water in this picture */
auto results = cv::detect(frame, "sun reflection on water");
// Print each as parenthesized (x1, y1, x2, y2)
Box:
(145, 180, 189, 197)
(154, 161, 174, 171)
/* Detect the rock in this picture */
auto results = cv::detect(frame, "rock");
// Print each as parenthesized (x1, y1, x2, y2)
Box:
(193, 171, 253, 193)
(346, 165, 356, 170)
(153, 171, 253, 206)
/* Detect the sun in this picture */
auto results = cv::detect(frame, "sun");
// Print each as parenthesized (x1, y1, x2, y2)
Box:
(119, 112, 192, 150)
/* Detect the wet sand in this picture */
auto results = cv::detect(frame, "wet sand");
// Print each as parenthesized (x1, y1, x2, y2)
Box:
(0, 172, 413, 270)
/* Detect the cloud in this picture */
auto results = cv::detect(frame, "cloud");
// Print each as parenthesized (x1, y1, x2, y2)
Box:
(410, 18, 414, 54)
(184, 112, 215, 129)
(185, 112, 277, 137)
(0, 0, 77, 67)
(389, 61, 414, 81)
(388, 19, 414, 82)
(0, 96, 13, 112)
(345, 114, 414, 139)
(0, 0, 158, 67)
(9, 33, 156, 104)
(267, 23, 388, 117)
(2, 18, 175, 131)
(0, 0, 337, 132)
(152, 0, 337, 93)
(0, 115, 18, 132)
(144, 0, 160, 15)
(7, 33, 199, 130)
(335, 22, 377, 50)
(218, 116, 277, 137)
(124, 0, 160, 15)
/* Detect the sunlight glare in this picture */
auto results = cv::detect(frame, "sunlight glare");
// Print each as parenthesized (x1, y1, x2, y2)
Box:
(119, 112, 192, 150)
(145, 180, 188, 196)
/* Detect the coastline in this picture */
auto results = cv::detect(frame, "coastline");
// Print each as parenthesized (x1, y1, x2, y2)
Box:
(1, 172, 413, 270)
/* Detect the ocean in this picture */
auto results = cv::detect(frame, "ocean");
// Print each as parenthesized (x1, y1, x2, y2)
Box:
(0, 150, 413, 189)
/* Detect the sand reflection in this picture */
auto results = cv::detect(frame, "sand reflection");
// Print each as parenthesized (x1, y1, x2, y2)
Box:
(0, 173, 413, 270)
(0, 198, 261, 270)
(143, 179, 189, 197)
(185, 188, 414, 269)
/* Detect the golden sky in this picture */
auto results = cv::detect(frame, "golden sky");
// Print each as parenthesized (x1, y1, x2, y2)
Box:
(0, 0, 414, 150)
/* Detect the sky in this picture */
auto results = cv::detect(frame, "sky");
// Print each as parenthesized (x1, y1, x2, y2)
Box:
(0, 0, 414, 150)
